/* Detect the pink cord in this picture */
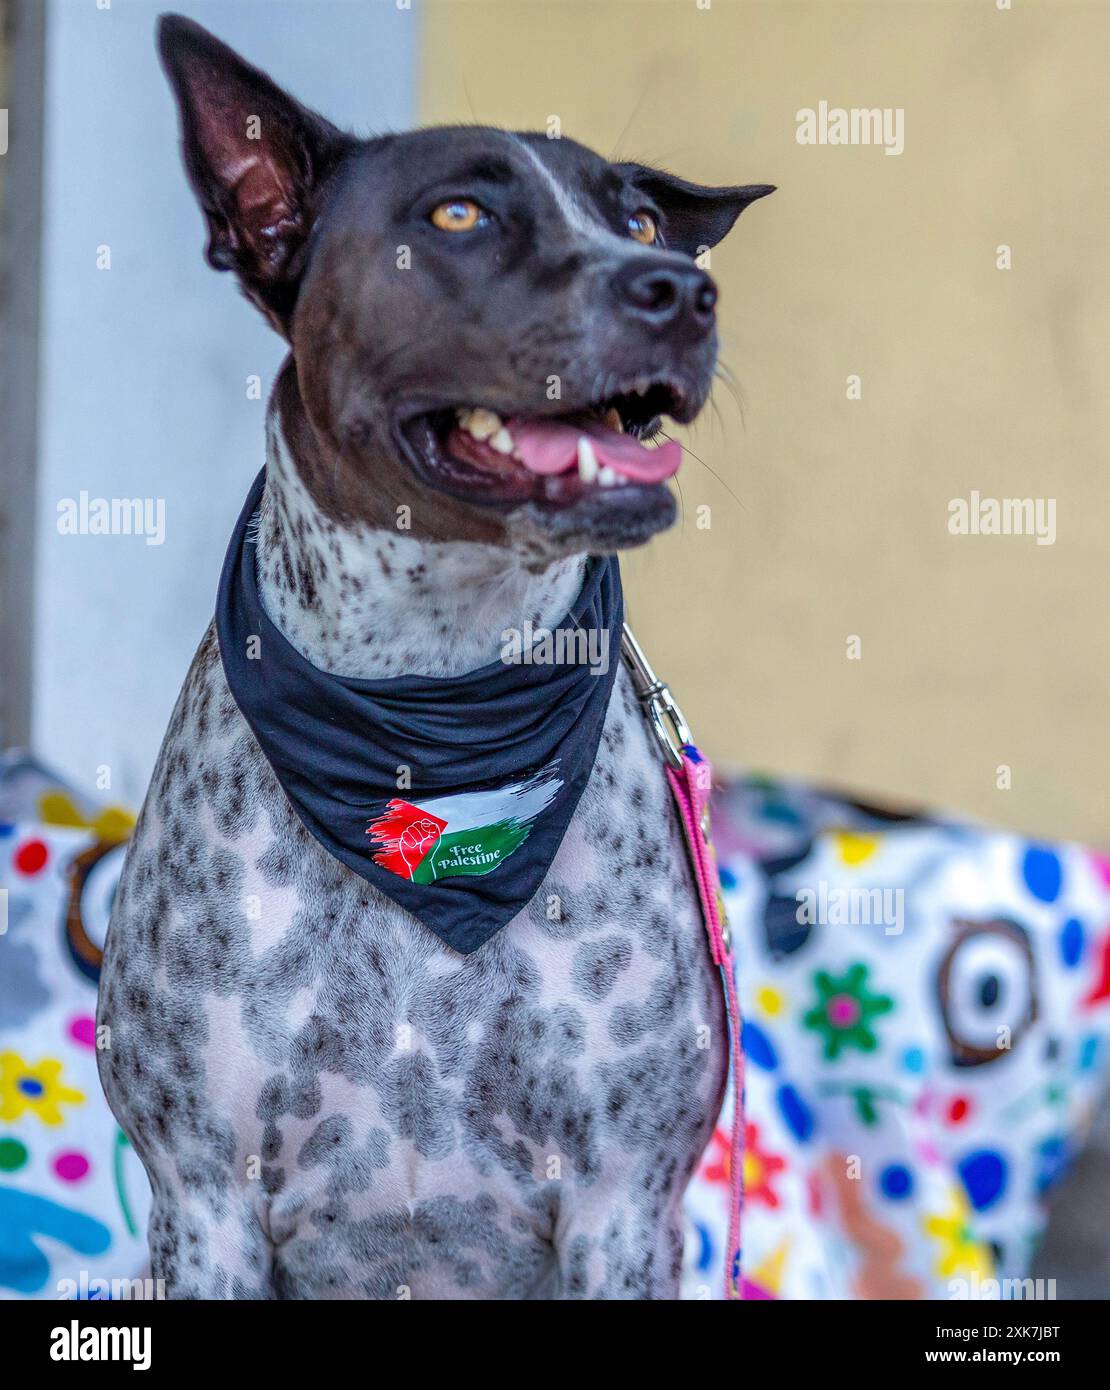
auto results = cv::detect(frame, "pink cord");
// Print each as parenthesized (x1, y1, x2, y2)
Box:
(668, 750, 745, 1299)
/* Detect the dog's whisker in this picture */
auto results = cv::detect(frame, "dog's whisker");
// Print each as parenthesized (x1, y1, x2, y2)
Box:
(459, 73, 481, 126)
(712, 362, 748, 428)
(711, 380, 746, 432)
(606, 81, 655, 161)
(713, 357, 744, 396)
(707, 393, 726, 439)
(661, 430, 748, 513)
(714, 351, 748, 398)
(671, 469, 686, 532)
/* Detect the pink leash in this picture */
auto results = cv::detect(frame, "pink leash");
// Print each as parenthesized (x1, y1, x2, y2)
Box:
(621, 626, 745, 1300)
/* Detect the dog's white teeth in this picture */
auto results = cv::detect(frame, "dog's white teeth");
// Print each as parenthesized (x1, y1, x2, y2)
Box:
(463, 407, 502, 441)
(603, 408, 624, 434)
(459, 408, 516, 454)
(597, 465, 619, 488)
(577, 436, 599, 483)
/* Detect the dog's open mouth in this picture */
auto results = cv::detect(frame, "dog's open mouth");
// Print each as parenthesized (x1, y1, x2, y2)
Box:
(397, 375, 693, 510)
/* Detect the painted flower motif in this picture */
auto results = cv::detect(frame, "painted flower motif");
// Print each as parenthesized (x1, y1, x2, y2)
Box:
(702, 1123, 787, 1210)
(0, 1052, 85, 1127)
(817, 1080, 905, 1126)
(743, 1122, 787, 1209)
(701, 1127, 732, 1187)
(922, 1190, 994, 1281)
(804, 963, 894, 1060)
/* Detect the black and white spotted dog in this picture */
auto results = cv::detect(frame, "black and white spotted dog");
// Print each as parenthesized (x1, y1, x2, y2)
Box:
(97, 15, 771, 1299)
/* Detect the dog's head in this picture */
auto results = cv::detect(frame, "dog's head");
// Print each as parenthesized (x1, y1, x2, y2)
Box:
(159, 14, 772, 561)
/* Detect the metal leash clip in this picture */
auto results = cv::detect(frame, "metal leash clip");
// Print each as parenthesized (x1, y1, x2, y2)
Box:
(620, 623, 692, 771)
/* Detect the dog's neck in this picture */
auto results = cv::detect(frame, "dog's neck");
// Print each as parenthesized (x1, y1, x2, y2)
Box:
(255, 382, 586, 680)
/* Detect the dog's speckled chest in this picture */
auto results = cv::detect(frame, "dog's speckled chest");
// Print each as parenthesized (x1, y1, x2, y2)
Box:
(98, 622, 726, 1299)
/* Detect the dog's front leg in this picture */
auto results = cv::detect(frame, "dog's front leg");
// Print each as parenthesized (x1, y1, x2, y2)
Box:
(555, 1194, 688, 1300)
(146, 1180, 275, 1300)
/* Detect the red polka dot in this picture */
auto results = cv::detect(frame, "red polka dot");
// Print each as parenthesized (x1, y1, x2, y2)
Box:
(947, 1096, 972, 1125)
(53, 1151, 90, 1183)
(14, 839, 49, 875)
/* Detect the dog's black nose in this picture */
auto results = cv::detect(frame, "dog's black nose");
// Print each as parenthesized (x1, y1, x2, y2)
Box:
(610, 259, 718, 336)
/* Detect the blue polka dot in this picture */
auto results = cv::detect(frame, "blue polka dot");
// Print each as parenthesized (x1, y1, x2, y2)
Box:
(880, 1163, 914, 1201)
(1022, 846, 1062, 903)
(742, 1020, 778, 1071)
(0, 823, 15, 838)
(693, 1221, 715, 1272)
(17, 1078, 44, 1098)
(719, 866, 738, 891)
(1036, 1137, 1071, 1195)
(958, 1148, 1008, 1211)
(902, 1046, 926, 1074)
(1059, 917, 1084, 969)
(777, 1083, 815, 1143)
(1079, 1034, 1101, 1072)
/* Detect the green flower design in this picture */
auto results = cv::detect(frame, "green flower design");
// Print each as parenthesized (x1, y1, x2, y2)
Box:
(804, 963, 894, 1060)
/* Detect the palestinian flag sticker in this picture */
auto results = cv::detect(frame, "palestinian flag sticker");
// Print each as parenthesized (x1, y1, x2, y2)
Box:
(367, 766, 562, 885)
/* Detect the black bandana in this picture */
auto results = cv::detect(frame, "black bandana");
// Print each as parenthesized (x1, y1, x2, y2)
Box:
(216, 469, 623, 954)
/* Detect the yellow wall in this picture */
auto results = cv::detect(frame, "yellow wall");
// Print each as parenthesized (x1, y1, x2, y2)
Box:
(421, 0, 1110, 846)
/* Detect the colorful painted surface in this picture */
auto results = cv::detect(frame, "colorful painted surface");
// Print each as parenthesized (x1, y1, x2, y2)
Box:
(5, 752, 1110, 1301)
(682, 775, 1110, 1299)
(0, 753, 149, 1299)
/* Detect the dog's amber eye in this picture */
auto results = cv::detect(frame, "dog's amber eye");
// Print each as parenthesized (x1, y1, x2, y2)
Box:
(627, 210, 658, 245)
(431, 199, 484, 232)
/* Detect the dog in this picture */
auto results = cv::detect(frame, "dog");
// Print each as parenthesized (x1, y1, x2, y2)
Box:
(97, 14, 771, 1300)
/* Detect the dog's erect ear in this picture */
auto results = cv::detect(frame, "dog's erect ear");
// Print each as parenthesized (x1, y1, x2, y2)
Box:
(617, 164, 774, 258)
(157, 14, 352, 333)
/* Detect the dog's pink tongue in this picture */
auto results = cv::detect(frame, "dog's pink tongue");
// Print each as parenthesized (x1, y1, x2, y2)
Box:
(508, 416, 682, 482)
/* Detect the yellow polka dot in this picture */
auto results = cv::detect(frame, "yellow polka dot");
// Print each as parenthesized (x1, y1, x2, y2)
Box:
(833, 830, 881, 866)
(756, 986, 784, 1017)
